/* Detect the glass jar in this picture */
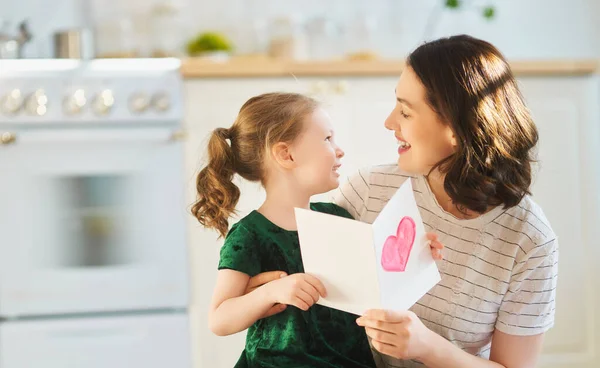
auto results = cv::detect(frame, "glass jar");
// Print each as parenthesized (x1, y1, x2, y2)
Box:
(306, 17, 341, 60)
(344, 14, 378, 60)
(268, 16, 308, 61)
(95, 16, 139, 58)
(149, 2, 184, 58)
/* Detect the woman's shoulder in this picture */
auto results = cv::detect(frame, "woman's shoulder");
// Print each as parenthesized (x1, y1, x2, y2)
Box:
(345, 164, 416, 192)
(493, 195, 558, 256)
(360, 163, 415, 180)
(368, 164, 418, 191)
(333, 163, 418, 221)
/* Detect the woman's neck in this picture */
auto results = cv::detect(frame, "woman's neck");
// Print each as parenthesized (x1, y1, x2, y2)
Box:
(425, 171, 482, 220)
(258, 180, 311, 231)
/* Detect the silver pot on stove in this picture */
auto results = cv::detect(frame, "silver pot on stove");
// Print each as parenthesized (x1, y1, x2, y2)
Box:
(0, 20, 32, 59)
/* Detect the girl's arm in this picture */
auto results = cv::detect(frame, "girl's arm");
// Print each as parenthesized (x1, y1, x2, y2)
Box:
(209, 270, 327, 336)
(208, 269, 276, 336)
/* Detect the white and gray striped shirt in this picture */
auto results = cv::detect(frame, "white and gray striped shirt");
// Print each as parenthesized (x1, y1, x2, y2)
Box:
(333, 164, 559, 368)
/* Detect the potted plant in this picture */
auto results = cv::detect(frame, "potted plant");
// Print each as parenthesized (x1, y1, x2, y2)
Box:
(424, 0, 495, 39)
(186, 31, 233, 61)
(445, 0, 495, 18)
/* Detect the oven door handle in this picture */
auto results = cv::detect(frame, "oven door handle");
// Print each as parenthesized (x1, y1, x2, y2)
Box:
(168, 129, 187, 142)
(0, 128, 187, 144)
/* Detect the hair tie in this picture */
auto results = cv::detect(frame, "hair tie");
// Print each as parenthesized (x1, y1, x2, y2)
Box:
(217, 128, 231, 140)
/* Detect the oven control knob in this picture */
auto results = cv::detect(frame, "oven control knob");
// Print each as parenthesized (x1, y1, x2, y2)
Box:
(0, 89, 23, 115)
(92, 89, 115, 116)
(25, 89, 48, 116)
(151, 92, 170, 112)
(129, 92, 150, 114)
(63, 89, 87, 115)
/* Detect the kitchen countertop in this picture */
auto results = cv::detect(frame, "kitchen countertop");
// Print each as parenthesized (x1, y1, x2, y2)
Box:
(181, 58, 599, 78)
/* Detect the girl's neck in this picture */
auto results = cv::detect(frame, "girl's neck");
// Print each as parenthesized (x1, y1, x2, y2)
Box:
(258, 181, 311, 231)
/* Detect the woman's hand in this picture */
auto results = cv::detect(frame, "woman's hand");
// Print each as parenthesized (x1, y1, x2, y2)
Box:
(356, 309, 435, 361)
(354, 235, 441, 360)
(427, 232, 444, 260)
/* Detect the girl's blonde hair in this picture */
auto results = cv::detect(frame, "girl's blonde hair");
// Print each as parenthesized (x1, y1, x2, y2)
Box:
(191, 92, 319, 238)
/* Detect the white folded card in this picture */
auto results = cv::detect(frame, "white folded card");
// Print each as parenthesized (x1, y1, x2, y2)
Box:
(296, 179, 441, 316)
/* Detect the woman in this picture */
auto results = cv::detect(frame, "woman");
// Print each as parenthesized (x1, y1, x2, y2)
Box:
(247, 35, 558, 368)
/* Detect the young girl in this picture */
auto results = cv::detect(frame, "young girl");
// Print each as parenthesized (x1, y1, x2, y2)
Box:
(192, 92, 442, 367)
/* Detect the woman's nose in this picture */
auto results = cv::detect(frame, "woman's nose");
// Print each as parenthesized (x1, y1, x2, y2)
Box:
(384, 111, 395, 131)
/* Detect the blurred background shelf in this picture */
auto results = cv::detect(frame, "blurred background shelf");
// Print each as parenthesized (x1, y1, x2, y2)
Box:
(181, 58, 599, 78)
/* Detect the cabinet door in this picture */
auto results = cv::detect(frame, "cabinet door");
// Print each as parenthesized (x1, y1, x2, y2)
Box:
(184, 80, 276, 368)
(184, 77, 400, 368)
(306, 77, 399, 203)
(184, 78, 364, 367)
(345, 75, 600, 366)
(185, 75, 600, 368)
(518, 76, 600, 368)
(319, 75, 600, 367)
(345, 77, 400, 169)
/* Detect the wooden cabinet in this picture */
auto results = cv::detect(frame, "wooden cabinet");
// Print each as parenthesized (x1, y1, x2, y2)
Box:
(184, 75, 600, 368)
(518, 76, 600, 368)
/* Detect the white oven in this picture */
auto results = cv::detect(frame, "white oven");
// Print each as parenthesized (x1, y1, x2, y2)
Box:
(0, 59, 191, 367)
(0, 127, 188, 316)
(0, 313, 192, 368)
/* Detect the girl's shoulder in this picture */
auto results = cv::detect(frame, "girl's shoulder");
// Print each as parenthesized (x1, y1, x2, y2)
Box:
(219, 216, 263, 277)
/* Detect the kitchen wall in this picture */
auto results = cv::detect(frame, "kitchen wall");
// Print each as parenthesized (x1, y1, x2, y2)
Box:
(177, 0, 600, 59)
(0, 0, 84, 58)
(1, 0, 599, 59)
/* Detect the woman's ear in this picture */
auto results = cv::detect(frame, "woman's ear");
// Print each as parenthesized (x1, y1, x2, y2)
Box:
(446, 126, 458, 148)
(271, 142, 295, 169)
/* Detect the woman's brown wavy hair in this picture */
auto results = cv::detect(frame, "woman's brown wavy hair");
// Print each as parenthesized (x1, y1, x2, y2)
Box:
(191, 92, 318, 238)
(407, 34, 538, 214)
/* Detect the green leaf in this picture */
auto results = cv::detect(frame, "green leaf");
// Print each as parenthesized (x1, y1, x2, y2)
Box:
(483, 6, 495, 19)
(445, 0, 460, 9)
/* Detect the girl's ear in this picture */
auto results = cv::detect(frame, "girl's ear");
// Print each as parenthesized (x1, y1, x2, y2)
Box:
(271, 142, 295, 169)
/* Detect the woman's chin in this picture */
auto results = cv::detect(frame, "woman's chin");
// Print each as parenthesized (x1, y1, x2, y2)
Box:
(397, 157, 411, 172)
(397, 158, 421, 175)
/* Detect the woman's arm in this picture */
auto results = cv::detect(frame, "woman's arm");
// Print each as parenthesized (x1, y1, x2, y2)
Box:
(245, 271, 289, 317)
(357, 310, 545, 368)
(424, 329, 544, 368)
(208, 269, 278, 336)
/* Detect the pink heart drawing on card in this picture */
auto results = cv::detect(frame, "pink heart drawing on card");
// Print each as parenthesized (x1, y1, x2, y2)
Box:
(381, 216, 416, 272)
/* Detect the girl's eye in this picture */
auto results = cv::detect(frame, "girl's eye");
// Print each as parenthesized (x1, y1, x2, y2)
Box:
(325, 136, 332, 141)
(400, 110, 410, 119)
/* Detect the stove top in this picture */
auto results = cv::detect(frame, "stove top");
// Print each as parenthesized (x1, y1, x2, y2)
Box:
(0, 59, 183, 125)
